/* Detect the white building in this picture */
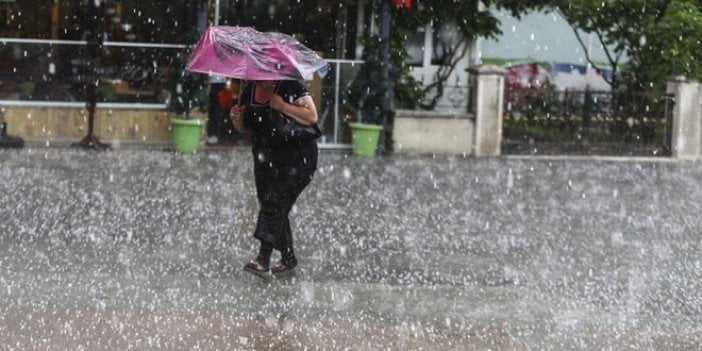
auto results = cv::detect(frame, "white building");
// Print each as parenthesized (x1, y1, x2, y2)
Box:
(403, 22, 479, 113)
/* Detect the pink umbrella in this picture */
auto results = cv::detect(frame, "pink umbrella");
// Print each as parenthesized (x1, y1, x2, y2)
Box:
(186, 26, 328, 81)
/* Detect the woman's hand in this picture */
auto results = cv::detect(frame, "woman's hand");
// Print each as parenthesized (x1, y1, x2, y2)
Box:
(229, 105, 248, 133)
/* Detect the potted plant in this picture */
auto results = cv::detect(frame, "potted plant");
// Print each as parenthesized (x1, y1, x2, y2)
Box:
(167, 33, 207, 154)
(347, 37, 386, 157)
(347, 28, 422, 156)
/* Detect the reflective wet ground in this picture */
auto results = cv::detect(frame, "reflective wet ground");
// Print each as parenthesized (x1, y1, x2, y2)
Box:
(1, 147, 701, 350)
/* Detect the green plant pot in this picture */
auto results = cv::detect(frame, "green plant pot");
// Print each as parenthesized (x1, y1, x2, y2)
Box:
(170, 118, 204, 154)
(350, 122, 383, 157)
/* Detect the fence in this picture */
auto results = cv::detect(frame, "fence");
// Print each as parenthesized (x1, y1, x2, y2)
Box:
(503, 88, 673, 156)
(315, 59, 363, 146)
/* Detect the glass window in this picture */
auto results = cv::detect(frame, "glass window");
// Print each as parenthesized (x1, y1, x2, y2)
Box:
(431, 21, 462, 66)
(405, 27, 425, 67)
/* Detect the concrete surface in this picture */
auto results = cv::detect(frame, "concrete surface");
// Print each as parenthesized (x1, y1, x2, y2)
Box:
(0, 147, 701, 350)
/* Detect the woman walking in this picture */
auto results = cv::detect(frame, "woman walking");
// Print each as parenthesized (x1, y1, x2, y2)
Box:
(229, 80, 319, 278)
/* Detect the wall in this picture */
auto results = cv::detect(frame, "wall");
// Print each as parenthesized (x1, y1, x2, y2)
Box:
(394, 109, 474, 155)
(2, 106, 205, 144)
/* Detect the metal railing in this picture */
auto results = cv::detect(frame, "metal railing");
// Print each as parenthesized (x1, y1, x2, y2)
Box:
(318, 59, 363, 145)
(503, 89, 672, 155)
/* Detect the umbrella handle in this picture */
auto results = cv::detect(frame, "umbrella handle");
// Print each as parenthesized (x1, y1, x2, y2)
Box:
(237, 80, 246, 107)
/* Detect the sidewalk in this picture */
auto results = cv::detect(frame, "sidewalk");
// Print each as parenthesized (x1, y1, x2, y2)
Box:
(0, 147, 701, 350)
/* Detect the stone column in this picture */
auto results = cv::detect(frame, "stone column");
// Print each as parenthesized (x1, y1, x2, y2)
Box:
(468, 65, 506, 157)
(666, 76, 702, 159)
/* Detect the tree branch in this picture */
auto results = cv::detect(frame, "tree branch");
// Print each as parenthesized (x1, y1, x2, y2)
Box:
(420, 36, 470, 109)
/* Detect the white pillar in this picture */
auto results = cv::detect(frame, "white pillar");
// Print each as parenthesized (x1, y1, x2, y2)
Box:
(468, 65, 506, 157)
(214, 0, 220, 26)
(667, 76, 702, 159)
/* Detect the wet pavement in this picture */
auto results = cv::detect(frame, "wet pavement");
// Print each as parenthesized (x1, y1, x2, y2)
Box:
(1, 146, 701, 350)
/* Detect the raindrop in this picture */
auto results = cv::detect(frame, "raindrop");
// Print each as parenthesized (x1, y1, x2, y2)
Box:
(506, 168, 514, 189)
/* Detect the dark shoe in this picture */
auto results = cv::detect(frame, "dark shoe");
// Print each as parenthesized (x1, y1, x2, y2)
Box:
(271, 259, 298, 276)
(243, 259, 271, 279)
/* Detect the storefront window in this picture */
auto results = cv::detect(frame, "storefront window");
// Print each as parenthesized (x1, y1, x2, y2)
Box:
(0, 1, 204, 103)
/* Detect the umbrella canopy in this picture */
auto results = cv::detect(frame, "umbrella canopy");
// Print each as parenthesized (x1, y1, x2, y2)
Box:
(186, 26, 329, 81)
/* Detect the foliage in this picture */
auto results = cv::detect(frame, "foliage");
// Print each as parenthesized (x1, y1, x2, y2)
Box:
(554, 0, 667, 91)
(167, 29, 207, 119)
(346, 37, 388, 125)
(556, 0, 702, 95)
(346, 34, 423, 124)
(634, 0, 702, 93)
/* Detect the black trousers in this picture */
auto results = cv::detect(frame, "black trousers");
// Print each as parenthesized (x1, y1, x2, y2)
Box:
(252, 141, 318, 253)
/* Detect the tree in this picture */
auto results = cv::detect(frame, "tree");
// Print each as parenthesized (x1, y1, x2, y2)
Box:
(556, 0, 702, 94)
(635, 0, 702, 93)
(167, 29, 207, 119)
(555, 0, 668, 91)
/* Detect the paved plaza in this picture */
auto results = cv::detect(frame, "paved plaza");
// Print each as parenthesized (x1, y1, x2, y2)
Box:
(0, 146, 701, 350)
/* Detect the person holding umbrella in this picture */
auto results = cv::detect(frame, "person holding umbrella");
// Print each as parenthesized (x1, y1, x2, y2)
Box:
(185, 26, 328, 278)
(230, 79, 319, 277)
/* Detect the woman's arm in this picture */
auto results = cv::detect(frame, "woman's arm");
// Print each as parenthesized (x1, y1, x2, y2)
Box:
(269, 94, 318, 126)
